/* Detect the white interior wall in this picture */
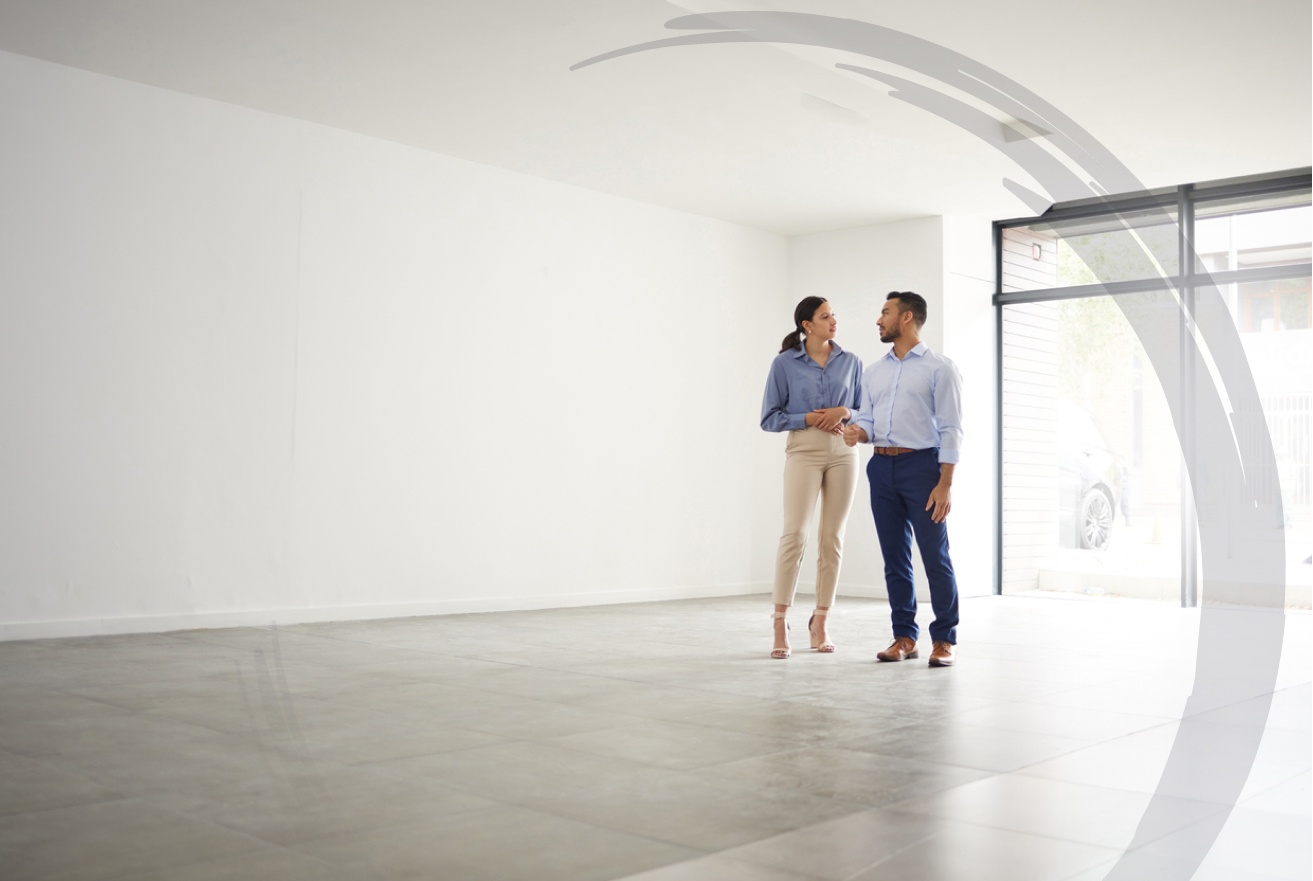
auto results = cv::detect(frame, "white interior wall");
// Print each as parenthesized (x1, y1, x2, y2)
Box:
(787, 216, 997, 603)
(0, 51, 789, 639)
(943, 215, 1000, 599)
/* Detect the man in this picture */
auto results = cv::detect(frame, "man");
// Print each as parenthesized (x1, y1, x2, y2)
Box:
(843, 292, 963, 667)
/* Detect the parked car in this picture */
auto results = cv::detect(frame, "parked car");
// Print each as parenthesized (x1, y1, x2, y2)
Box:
(1057, 401, 1123, 550)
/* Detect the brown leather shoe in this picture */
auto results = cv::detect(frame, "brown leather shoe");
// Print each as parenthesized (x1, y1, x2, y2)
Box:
(876, 636, 918, 662)
(928, 641, 955, 667)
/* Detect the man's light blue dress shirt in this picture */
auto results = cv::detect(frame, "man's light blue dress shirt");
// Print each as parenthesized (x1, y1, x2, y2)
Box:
(853, 343, 963, 464)
(760, 342, 864, 433)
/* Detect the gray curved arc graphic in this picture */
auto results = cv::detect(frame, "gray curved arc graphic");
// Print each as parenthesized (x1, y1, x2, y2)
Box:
(571, 13, 1140, 200)
(573, 12, 1288, 881)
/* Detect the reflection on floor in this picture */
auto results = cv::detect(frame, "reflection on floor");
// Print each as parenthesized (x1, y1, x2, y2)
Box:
(0, 595, 1308, 881)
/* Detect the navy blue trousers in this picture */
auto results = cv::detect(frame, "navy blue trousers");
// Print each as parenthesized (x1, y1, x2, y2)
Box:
(867, 448, 959, 644)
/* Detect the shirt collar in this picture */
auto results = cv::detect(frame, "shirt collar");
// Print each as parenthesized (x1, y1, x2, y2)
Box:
(790, 340, 845, 363)
(882, 341, 928, 361)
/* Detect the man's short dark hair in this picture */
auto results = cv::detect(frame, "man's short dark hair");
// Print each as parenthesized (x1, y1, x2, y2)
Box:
(886, 291, 927, 327)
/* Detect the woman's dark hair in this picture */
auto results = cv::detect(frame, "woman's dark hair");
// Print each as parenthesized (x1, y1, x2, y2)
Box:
(780, 296, 828, 353)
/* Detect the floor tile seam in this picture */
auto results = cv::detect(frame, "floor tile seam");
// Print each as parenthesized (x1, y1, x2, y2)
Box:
(1029, 693, 1197, 714)
(1183, 700, 1313, 729)
(138, 705, 293, 744)
(849, 663, 1085, 685)
(287, 724, 522, 756)
(1001, 768, 1269, 814)
(549, 736, 820, 783)
(24, 713, 278, 757)
(1051, 711, 1313, 762)
(438, 697, 697, 735)
(0, 793, 278, 853)
(846, 711, 1108, 744)
(174, 783, 499, 849)
(887, 779, 1243, 847)
(296, 788, 719, 860)
(614, 853, 818, 881)
(1110, 805, 1313, 871)
(877, 801, 1189, 854)
(777, 776, 1000, 814)
(648, 710, 918, 743)
(1062, 853, 1296, 881)
(777, 695, 1040, 724)
(813, 761, 1009, 802)
(0, 744, 36, 764)
(56, 750, 342, 803)
(821, 817, 1117, 880)
(776, 702, 975, 725)
(944, 697, 1180, 732)
(555, 687, 785, 714)
(1199, 800, 1313, 826)
(688, 744, 847, 777)
(38, 672, 262, 698)
(135, 702, 329, 753)
(847, 738, 1099, 775)
(0, 788, 128, 821)
(294, 744, 518, 785)
(545, 792, 882, 858)
(824, 829, 944, 881)
(101, 844, 347, 881)
(815, 718, 938, 745)
(396, 750, 875, 826)
(437, 664, 709, 693)
(905, 668, 1126, 690)
(999, 716, 1185, 762)
(673, 689, 899, 716)
(350, 743, 682, 792)
(45, 673, 254, 701)
(532, 704, 813, 740)
(1233, 766, 1313, 808)
(439, 654, 737, 679)
(0, 749, 127, 789)
(674, 678, 835, 701)
(957, 645, 1193, 669)
(541, 733, 808, 772)
(571, 672, 832, 696)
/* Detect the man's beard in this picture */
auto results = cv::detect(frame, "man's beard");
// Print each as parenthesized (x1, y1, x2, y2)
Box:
(879, 326, 900, 344)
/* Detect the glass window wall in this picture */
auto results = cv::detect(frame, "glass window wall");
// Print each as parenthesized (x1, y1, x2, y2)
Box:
(996, 171, 1311, 608)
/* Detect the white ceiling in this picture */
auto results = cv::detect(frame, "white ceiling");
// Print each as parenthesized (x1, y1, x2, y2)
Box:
(0, 0, 1308, 235)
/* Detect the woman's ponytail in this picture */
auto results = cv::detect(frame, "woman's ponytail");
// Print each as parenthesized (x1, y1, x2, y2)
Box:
(779, 296, 828, 354)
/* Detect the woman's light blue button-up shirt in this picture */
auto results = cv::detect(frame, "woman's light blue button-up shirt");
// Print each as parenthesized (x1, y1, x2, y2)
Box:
(760, 342, 864, 433)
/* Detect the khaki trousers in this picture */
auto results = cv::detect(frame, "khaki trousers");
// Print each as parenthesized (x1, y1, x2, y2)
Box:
(772, 427, 860, 607)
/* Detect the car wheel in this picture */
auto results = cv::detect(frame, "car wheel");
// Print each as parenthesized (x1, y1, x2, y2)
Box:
(1079, 488, 1114, 550)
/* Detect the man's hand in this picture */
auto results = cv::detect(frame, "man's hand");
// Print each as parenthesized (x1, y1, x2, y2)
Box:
(842, 424, 868, 447)
(926, 483, 952, 523)
(810, 407, 849, 433)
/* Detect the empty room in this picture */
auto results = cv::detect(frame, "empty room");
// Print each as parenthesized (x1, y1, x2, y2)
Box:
(1, 3, 1309, 880)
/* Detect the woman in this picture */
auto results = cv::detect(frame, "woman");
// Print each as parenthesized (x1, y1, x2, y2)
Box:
(760, 297, 863, 659)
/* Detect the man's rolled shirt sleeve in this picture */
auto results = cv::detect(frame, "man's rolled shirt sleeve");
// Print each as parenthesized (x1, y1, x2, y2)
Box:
(854, 365, 877, 444)
(934, 359, 964, 464)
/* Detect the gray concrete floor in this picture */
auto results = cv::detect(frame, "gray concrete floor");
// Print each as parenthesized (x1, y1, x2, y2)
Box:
(0, 594, 1308, 881)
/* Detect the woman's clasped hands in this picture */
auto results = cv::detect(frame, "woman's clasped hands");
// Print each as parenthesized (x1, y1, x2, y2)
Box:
(806, 407, 849, 434)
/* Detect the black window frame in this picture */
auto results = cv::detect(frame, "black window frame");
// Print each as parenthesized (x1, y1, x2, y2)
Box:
(992, 168, 1313, 605)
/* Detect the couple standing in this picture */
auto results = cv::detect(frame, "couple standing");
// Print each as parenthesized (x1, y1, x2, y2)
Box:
(760, 292, 962, 667)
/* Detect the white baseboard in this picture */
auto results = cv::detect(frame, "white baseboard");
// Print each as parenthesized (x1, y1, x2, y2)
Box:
(0, 581, 802, 642)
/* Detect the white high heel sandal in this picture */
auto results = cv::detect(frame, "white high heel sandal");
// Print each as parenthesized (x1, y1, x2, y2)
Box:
(770, 612, 791, 659)
(809, 608, 835, 652)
